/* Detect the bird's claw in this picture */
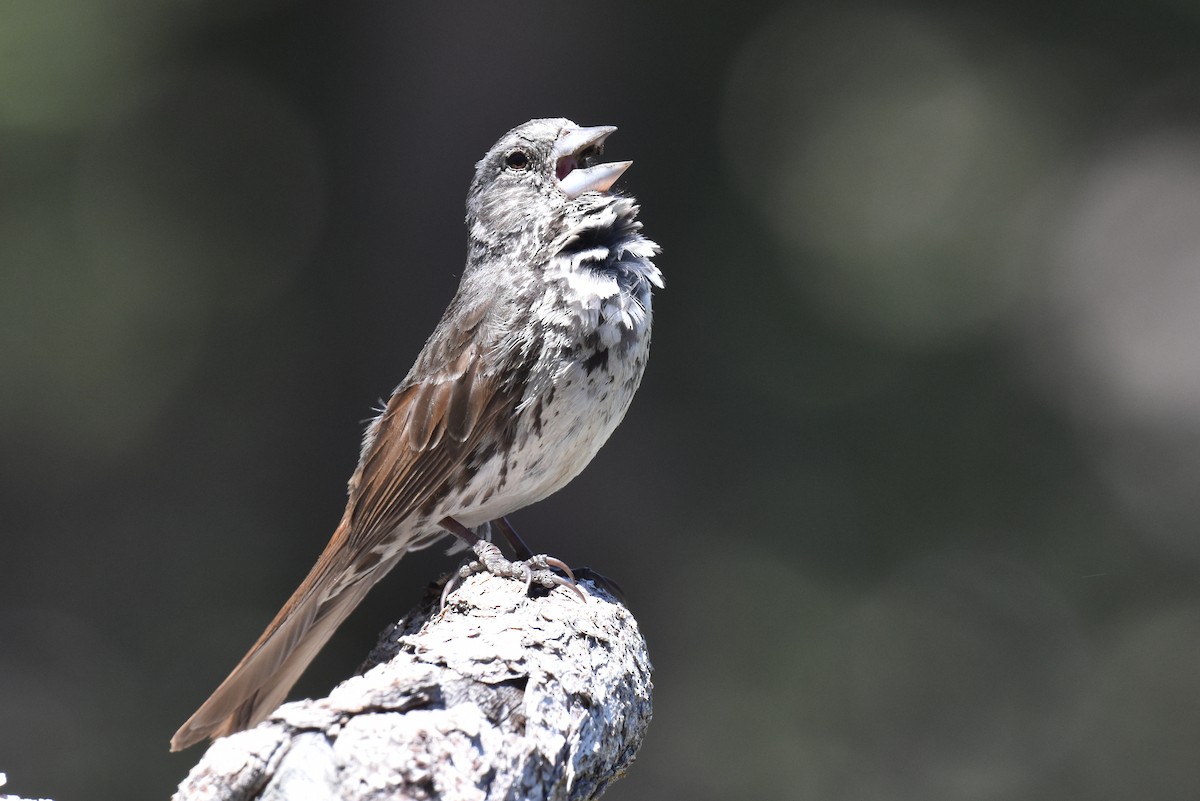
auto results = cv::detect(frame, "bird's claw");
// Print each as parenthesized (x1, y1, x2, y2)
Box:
(440, 541, 585, 608)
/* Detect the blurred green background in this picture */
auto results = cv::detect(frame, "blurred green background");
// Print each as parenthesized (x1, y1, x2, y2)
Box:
(4, 1, 1200, 799)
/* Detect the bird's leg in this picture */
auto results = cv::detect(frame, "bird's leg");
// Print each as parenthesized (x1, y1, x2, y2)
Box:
(495, 516, 534, 560)
(439, 516, 583, 605)
(495, 516, 625, 600)
(495, 515, 580, 588)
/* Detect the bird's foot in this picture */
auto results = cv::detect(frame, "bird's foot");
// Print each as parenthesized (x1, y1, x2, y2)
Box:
(440, 540, 585, 608)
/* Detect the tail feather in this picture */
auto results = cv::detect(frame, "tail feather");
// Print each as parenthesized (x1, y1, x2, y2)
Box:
(170, 523, 400, 751)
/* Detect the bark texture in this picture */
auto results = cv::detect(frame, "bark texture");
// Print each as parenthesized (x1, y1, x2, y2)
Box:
(172, 573, 653, 801)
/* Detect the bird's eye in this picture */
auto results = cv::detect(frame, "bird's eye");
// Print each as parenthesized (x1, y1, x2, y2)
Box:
(505, 149, 530, 170)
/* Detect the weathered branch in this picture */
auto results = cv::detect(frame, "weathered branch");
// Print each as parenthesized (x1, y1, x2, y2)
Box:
(0, 772, 52, 801)
(172, 573, 653, 801)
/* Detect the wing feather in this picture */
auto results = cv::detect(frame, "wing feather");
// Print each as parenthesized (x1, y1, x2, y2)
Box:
(347, 346, 520, 551)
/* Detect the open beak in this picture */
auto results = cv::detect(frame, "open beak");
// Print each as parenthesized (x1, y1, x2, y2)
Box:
(552, 125, 632, 199)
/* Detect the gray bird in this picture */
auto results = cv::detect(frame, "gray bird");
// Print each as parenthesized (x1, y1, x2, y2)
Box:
(170, 118, 662, 751)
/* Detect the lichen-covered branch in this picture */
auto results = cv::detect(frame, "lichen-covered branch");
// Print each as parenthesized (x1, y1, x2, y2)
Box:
(173, 573, 653, 801)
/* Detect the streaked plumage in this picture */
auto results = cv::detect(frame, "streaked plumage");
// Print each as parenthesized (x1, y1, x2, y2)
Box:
(170, 118, 661, 751)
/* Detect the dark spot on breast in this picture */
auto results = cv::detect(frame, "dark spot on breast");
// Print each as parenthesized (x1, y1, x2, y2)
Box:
(497, 460, 509, 488)
(472, 442, 497, 467)
(418, 493, 442, 517)
(582, 349, 609, 374)
(561, 225, 611, 257)
(531, 398, 544, 436)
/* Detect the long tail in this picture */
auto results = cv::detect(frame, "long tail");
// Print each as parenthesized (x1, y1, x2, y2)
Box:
(170, 518, 400, 751)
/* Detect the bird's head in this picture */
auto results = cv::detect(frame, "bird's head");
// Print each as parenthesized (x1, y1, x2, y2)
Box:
(466, 118, 632, 249)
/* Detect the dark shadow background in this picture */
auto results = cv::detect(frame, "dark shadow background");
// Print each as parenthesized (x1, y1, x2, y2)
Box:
(4, 1, 1200, 799)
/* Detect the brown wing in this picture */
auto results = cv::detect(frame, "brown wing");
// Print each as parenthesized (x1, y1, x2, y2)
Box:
(345, 344, 514, 550)
(342, 291, 527, 555)
(170, 294, 533, 750)
(168, 354, 512, 751)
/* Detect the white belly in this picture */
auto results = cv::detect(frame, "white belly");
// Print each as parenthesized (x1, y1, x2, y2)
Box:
(449, 332, 650, 528)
